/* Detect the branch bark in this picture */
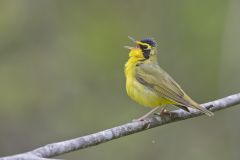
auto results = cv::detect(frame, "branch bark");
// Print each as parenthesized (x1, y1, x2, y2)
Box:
(1, 93, 240, 160)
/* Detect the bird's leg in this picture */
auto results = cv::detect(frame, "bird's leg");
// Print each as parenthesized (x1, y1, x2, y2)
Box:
(154, 105, 171, 116)
(133, 107, 160, 122)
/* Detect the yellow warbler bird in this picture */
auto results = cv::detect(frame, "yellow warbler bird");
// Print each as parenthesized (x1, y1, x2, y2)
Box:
(124, 37, 214, 120)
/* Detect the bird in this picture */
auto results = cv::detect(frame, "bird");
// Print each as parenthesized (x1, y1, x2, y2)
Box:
(124, 36, 214, 121)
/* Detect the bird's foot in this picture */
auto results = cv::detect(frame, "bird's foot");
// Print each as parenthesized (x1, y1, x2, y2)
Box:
(132, 107, 160, 122)
(154, 108, 171, 117)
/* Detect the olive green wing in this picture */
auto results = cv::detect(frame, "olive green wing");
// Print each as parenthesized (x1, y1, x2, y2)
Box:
(135, 63, 192, 107)
(136, 62, 214, 116)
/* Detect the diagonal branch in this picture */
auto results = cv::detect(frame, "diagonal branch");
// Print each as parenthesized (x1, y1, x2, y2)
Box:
(1, 93, 240, 160)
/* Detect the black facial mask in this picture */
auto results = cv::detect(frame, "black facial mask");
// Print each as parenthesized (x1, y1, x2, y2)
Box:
(143, 49, 150, 59)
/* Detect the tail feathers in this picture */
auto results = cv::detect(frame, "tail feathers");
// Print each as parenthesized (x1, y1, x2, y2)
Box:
(192, 104, 214, 117)
(182, 95, 214, 117)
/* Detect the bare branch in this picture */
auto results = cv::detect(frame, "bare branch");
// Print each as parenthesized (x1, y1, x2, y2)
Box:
(1, 93, 240, 160)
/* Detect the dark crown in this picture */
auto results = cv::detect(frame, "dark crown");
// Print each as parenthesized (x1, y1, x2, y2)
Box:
(140, 38, 157, 47)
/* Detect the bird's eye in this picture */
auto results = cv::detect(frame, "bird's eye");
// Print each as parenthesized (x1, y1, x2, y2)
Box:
(139, 44, 149, 50)
(143, 45, 148, 49)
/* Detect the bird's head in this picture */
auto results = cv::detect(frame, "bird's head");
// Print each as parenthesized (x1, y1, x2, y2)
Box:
(125, 36, 157, 60)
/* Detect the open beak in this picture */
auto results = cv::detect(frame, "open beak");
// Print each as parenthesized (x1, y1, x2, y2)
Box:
(128, 36, 137, 43)
(124, 46, 134, 50)
(124, 36, 141, 50)
(128, 36, 142, 45)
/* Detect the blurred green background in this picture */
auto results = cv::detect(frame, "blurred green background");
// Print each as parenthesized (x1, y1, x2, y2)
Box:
(0, 0, 240, 159)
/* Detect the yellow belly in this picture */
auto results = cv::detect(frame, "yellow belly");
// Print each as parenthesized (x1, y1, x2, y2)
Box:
(126, 78, 172, 108)
(125, 56, 173, 108)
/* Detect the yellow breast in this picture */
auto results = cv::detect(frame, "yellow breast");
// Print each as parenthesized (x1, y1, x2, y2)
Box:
(125, 58, 170, 108)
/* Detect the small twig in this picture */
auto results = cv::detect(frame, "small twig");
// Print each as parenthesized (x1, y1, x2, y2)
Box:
(1, 93, 240, 160)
